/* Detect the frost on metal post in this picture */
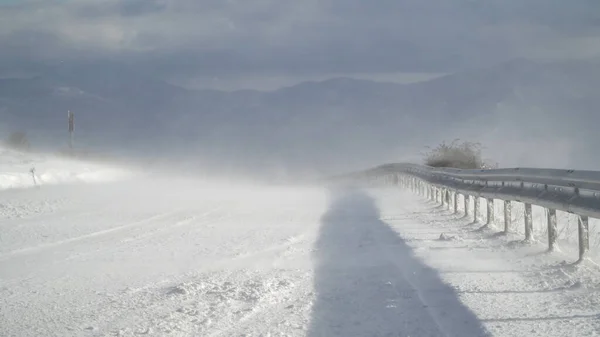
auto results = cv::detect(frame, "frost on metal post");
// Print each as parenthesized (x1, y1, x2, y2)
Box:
(578, 215, 589, 261)
(441, 188, 446, 206)
(547, 208, 558, 251)
(486, 198, 494, 226)
(453, 191, 458, 213)
(524, 203, 533, 242)
(504, 200, 512, 233)
(473, 197, 480, 223)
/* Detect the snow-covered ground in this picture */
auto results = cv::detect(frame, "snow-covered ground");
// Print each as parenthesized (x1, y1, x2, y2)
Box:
(1, 166, 600, 336)
(0, 147, 131, 190)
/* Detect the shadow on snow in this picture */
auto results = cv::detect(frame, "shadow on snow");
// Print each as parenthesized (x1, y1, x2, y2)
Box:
(307, 187, 490, 337)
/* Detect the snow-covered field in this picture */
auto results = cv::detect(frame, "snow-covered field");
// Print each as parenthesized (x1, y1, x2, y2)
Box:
(1, 154, 600, 336)
(0, 147, 131, 190)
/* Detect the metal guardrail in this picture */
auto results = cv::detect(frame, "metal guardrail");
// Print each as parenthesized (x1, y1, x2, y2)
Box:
(330, 163, 600, 262)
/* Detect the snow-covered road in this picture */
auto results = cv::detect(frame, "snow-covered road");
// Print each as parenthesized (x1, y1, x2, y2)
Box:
(1, 178, 599, 336)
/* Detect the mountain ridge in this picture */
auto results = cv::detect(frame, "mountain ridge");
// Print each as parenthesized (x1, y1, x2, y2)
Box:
(1, 57, 599, 173)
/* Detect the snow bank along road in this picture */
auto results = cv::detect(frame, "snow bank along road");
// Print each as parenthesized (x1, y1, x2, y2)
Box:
(1, 178, 600, 336)
(0, 147, 130, 190)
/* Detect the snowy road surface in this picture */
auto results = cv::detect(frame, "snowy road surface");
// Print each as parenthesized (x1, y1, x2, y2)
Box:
(1, 178, 600, 336)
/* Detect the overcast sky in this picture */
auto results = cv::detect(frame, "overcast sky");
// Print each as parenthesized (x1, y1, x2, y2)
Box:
(1, 0, 600, 89)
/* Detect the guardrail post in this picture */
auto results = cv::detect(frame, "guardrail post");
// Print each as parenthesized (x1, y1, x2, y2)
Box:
(440, 188, 444, 206)
(504, 200, 511, 233)
(441, 188, 448, 207)
(474, 196, 480, 223)
(547, 208, 558, 251)
(464, 195, 469, 217)
(452, 191, 458, 213)
(524, 203, 533, 242)
(578, 215, 589, 261)
(486, 198, 494, 226)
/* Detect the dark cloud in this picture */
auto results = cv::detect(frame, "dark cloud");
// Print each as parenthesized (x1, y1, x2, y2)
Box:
(1, 0, 599, 80)
(67, 0, 168, 18)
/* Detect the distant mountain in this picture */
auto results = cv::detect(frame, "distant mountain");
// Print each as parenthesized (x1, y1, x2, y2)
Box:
(1, 58, 599, 175)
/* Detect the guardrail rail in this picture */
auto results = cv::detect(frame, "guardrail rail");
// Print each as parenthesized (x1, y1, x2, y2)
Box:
(329, 163, 600, 262)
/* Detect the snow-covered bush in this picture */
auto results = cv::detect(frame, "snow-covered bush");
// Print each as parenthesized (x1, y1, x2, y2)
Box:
(423, 139, 497, 169)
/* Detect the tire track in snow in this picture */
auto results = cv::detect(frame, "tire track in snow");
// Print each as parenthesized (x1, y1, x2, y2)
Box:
(0, 211, 182, 261)
(69, 211, 237, 264)
(203, 272, 312, 337)
(196, 229, 316, 336)
(0, 210, 248, 337)
(118, 205, 226, 244)
(99, 227, 315, 337)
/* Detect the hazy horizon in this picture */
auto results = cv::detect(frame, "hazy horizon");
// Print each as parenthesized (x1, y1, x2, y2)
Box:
(1, 0, 600, 177)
